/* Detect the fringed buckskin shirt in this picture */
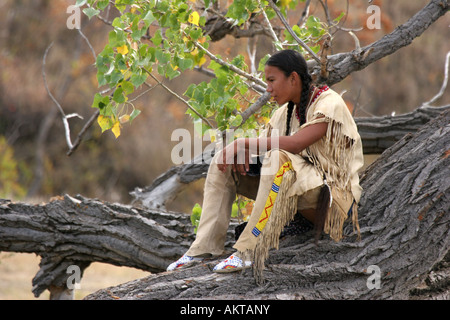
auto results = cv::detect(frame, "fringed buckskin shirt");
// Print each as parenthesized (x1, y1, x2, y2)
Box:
(262, 88, 364, 241)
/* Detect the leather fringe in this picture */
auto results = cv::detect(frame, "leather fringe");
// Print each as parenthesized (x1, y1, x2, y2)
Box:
(251, 170, 297, 285)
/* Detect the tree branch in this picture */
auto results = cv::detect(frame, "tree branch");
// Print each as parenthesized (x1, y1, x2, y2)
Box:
(144, 69, 216, 129)
(424, 51, 450, 106)
(42, 43, 83, 150)
(267, 0, 321, 63)
(320, 0, 449, 86)
(193, 41, 267, 88)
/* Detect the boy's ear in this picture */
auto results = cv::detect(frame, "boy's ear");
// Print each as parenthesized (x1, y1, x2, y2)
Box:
(290, 71, 301, 86)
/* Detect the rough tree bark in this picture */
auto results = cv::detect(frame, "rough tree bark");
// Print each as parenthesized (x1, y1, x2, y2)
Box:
(0, 195, 210, 299)
(0, 0, 447, 300)
(0, 109, 448, 300)
(86, 108, 450, 300)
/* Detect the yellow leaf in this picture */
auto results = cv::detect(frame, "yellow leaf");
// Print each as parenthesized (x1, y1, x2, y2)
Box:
(97, 115, 112, 133)
(190, 48, 199, 56)
(117, 45, 129, 55)
(261, 116, 270, 124)
(210, 132, 216, 143)
(112, 121, 121, 138)
(280, 0, 292, 7)
(197, 56, 207, 67)
(188, 11, 200, 26)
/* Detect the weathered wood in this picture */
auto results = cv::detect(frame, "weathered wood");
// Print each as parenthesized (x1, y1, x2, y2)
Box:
(130, 149, 213, 210)
(84, 108, 449, 300)
(1, 0, 447, 298)
(357, 105, 449, 154)
(0, 110, 448, 300)
(0, 195, 236, 298)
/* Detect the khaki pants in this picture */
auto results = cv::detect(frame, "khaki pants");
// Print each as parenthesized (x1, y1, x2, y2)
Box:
(186, 150, 320, 258)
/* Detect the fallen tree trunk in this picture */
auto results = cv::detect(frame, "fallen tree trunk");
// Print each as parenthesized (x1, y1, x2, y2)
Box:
(0, 195, 237, 299)
(130, 105, 450, 210)
(85, 108, 449, 300)
(1, 109, 448, 300)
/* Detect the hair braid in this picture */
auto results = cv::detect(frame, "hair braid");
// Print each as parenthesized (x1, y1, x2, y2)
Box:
(297, 76, 312, 126)
(285, 102, 295, 136)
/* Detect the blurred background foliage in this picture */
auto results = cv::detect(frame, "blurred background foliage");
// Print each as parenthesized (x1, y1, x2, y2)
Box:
(0, 0, 448, 213)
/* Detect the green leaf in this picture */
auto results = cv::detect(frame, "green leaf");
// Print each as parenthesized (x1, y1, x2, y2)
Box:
(113, 87, 126, 103)
(97, 0, 109, 10)
(91, 93, 110, 110)
(155, 49, 171, 64)
(121, 80, 134, 95)
(191, 203, 202, 233)
(75, 0, 87, 6)
(178, 58, 194, 71)
(230, 114, 243, 127)
(130, 71, 148, 87)
(334, 12, 346, 24)
(83, 7, 100, 19)
(151, 29, 163, 46)
(129, 109, 141, 122)
(142, 10, 156, 25)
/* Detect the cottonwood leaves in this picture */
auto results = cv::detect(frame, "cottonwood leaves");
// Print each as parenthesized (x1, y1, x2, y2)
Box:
(81, 0, 328, 137)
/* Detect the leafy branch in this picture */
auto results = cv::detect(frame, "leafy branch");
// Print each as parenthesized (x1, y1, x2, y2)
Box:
(71, 0, 333, 144)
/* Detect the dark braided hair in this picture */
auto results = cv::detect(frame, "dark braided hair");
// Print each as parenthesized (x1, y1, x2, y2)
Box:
(266, 50, 313, 134)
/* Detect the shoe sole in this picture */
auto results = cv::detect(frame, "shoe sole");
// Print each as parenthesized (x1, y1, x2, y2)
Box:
(213, 264, 252, 273)
(167, 259, 204, 272)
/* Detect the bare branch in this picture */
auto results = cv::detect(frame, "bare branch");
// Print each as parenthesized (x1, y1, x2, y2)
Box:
(258, 0, 279, 43)
(144, 69, 216, 129)
(67, 110, 100, 157)
(267, 0, 321, 63)
(77, 29, 96, 61)
(424, 51, 450, 106)
(317, 0, 448, 86)
(237, 92, 272, 127)
(42, 43, 81, 150)
(193, 41, 267, 88)
(297, 0, 311, 27)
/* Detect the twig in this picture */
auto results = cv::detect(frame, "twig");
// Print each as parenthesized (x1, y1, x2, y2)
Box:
(130, 82, 157, 103)
(258, 0, 279, 43)
(236, 92, 272, 128)
(297, 0, 311, 27)
(42, 43, 83, 150)
(318, 0, 362, 34)
(65, 22, 108, 156)
(193, 41, 267, 88)
(67, 110, 100, 156)
(144, 68, 216, 129)
(267, 0, 320, 63)
(247, 37, 258, 74)
(425, 51, 450, 106)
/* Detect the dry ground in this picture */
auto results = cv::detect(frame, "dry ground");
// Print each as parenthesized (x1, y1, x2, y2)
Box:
(0, 252, 149, 300)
